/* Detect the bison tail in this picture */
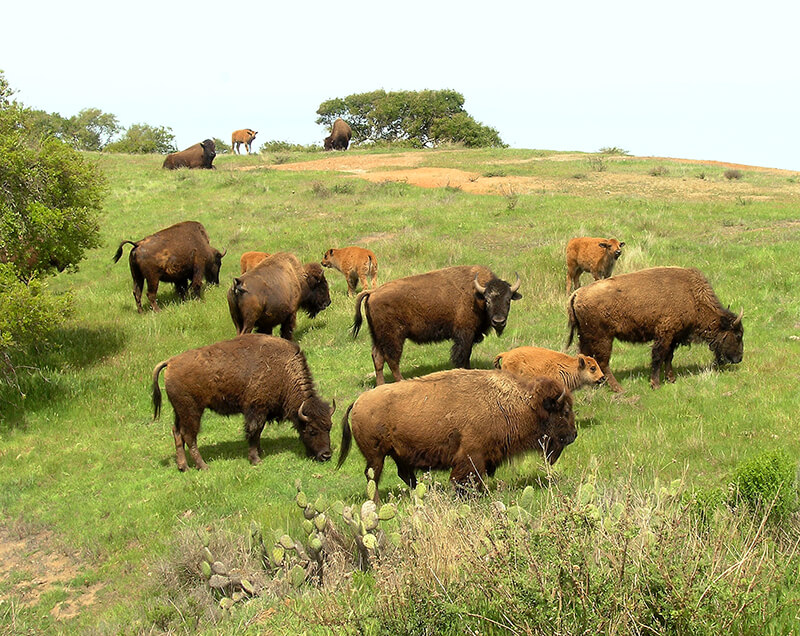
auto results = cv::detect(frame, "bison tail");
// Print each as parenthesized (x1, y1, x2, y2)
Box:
(152, 361, 169, 420)
(351, 291, 370, 339)
(336, 402, 355, 470)
(564, 292, 579, 352)
(113, 240, 137, 263)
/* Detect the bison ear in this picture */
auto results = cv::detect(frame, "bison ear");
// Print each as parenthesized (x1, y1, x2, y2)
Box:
(619, 242, 626, 247)
(598, 242, 611, 249)
(578, 356, 586, 369)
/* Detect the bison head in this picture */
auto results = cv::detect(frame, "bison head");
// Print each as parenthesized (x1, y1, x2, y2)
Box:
(200, 139, 217, 167)
(473, 273, 522, 335)
(537, 384, 576, 465)
(599, 239, 625, 260)
(297, 398, 335, 462)
(301, 263, 331, 318)
(577, 354, 606, 386)
(323, 135, 334, 151)
(205, 248, 226, 285)
(320, 249, 336, 269)
(710, 307, 744, 365)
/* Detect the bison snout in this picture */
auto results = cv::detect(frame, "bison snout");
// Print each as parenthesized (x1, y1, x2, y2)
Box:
(614, 250, 622, 258)
(316, 450, 332, 462)
(491, 317, 507, 329)
(560, 431, 577, 446)
(596, 376, 606, 385)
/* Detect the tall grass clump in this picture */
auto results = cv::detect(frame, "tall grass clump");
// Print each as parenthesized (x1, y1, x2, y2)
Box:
(731, 449, 799, 521)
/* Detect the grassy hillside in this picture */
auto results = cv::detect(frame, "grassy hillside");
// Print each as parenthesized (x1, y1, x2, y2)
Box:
(1, 148, 799, 633)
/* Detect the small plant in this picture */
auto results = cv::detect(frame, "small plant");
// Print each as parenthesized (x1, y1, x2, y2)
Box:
(588, 156, 607, 172)
(598, 146, 629, 156)
(483, 168, 507, 178)
(571, 173, 588, 180)
(649, 165, 669, 177)
(271, 153, 291, 165)
(730, 448, 799, 521)
(311, 181, 331, 198)
(724, 169, 743, 180)
(499, 184, 519, 210)
(696, 171, 706, 180)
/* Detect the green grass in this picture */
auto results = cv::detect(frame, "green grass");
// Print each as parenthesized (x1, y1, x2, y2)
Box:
(1, 148, 799, 633)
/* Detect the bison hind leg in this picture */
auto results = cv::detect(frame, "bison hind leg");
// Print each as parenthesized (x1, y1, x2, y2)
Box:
(245, 414, 267, 465)
(395, 459, 417, 489)
(450, 453, 487, 496)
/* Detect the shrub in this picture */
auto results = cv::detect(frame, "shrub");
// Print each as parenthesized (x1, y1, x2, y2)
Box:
(212, 137, 231, 154)
(259, 140, 321, 153)
(104, 123, 176, 154)
(599, 146, 630, 155)
(731, 449, 799, 521)
(724, 169, 743, 180)
(649, 165, 669, 177)
(588, 156, 607, 172)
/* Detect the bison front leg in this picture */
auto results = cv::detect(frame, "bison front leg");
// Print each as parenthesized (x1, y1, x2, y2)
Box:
(279, 313, 297, 340)
(245, 415, 266, 465)
(450, 332, 474, 369)
(650, 338, 677, 388)
(450, 452, 487, 496)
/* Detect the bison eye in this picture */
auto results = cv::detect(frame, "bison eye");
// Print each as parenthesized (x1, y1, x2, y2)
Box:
(590, 366, 596, 372)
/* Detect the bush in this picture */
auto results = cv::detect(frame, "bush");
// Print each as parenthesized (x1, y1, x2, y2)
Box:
(731, 449, 799, 520)
(599, 146, 630, 155)
(212, 137, 231, 154)
(649, 165, 669, 177)
(259, 140, 321, 153)
(104, 123, 176, 154)
(724, 169, 743, 180)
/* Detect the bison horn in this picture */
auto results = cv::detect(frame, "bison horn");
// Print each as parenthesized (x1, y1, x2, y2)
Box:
(557, 387, 567, 404)
(510, 272, 521, 293)
(220, 248, 227, 258)
(473, 275, 486, 295)
(329, 399, 336, 416)
(298, 400, 310, 423)
(734, 307, 743, 326)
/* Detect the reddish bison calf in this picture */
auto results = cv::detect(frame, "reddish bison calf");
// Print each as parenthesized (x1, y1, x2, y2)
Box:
(352, 265, 521, 384)
(494, 346, 605, 391)
(112, 221, 226, 312)
(227, 252, 331, 339)
(567, 266, 744, 391)
(337, 369, 575, 501)
(239, 251, 270, 273)
(566, 237, 625, 293)
(163, 139, 216, 169)
(321, 246, 378, 296)
(152, 334, 335, 471)
(231, 128, 258, 154)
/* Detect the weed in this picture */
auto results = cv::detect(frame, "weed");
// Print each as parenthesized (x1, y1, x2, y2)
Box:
(649, 165, 669, 177)
(725, 169, 743, 180)
(499, 184, 519, 210)
(311, 181, 330, 198)
(730, 448, 799, 521)
(482, 168, 507, 178)
(588, 156, 607, 172)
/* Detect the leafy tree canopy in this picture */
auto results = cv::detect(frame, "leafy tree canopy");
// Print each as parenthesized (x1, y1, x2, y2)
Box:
(316, 89, 505, 149)
(104, 123, 177, 154)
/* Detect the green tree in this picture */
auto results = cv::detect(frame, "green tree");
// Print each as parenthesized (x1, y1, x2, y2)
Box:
(104, 123, 176, 154)
(64, 108, 121, 151)
(316, 89, 505, 148)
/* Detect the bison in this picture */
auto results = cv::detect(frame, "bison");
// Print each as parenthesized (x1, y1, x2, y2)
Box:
(162, 139, 216, 170)
(113, 221, 226, 313)
(566, 237, 625, 293)
(352, 266, 521, 385)
(337, 369, 575, 500)
(323, 118, 352, 151)
(152, 334, 335, 470)
(240, 250, 270, 273)
(494, 346, 605, 391)
(566, 266, 744, 391)
(232, 128, 258, 154)
(321, 246, 378, 296)
(227, 252, 331, 339)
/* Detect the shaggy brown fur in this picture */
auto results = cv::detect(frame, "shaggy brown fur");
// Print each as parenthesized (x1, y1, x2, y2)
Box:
(323, 118, 352, 151)
(321, 246, 378, 296)
(231, 128, 258, 154)
(240, 251, 270, 273)
(337, 369, 575, 501)
(112, 221, 225, 313)
(162, 139, 216, 169)
(566, 266, 744, 391)
(152, 334, 334, 471)
(227, 252, 330, 339)
(494, 346, 605, 391)
(566, 237, 625, 293)
(352, 266, 521, 385)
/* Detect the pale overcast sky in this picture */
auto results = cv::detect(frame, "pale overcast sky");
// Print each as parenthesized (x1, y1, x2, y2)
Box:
(3, 0, 798, 170)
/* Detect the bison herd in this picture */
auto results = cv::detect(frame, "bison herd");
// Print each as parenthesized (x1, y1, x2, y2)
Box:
(120, 212, 744, 500)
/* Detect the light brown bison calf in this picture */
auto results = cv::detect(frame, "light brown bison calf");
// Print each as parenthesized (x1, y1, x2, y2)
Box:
(231, 128, 258, 154)
(494, 346, 605, 391)
(321, 246, 378, 296)
(152, 334, 335, 471)
(566, 237, 625, 293)
(338, 369, 575, 501)
(240, 251, 270, 273)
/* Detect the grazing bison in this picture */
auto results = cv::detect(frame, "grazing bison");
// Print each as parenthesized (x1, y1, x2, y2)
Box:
(113, 221, 226, 313)
(352, 266, 521, 385)
(162, 139, 216, 169)
(240, 250, 270, 273)
(566, 266, 744, 391)
(337, 369, 575, 500)
(227, 252, 331, 339)
(566, 237, 625, 293)
(321, 246, 378, 296)
(323, 118, 352, 151)
(152, 334, 335, 470)
(494, 347, 605, 391)
(231, 128, 258, 154)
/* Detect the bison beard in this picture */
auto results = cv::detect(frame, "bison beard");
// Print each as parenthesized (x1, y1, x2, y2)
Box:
(337, 369, 575, 502)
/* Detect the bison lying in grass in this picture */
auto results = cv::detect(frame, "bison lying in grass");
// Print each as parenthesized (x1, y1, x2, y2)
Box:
(494, 346, 605, 391)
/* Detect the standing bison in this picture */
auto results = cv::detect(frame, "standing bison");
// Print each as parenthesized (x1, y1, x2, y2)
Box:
(566, 237, 625, 293)
(352, 266, 521, 384)
(113, 221, 226, 312)
(494, 347, 605, 391)
(321, 246, 378, 296)
(239, 251, 270, 273)
(323, 118, 352, 151)
(162, 139, 216, 169)
(337, 369, 575, 500)
(566, 266, 744, 391)
(227, 252, 331, 339)
(152, 334, 335, 470)
(231, 128, 258, 154)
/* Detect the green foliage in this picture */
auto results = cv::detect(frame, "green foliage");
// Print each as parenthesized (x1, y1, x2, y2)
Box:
(22, 107, 120, 151)
(212, 137, 231, 154)
(258, 140, 321, 153)
(599, 146, 630, 155)
(731, 449, 799, 520)
(104, 123, 177, 154)
(316, 89, 504, 148)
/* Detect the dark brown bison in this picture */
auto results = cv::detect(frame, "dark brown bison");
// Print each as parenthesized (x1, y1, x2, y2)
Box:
(337, 369, 575, 500)
(494, 347, 605, 391)
(113, 221, 226, 312)
(566, 237, 625, 293)
(152, 334, 335, 470)
(231, 128, 258, 154)
(227, 252, 331, 339)
(239, 250, 270, 273)
(566, 266, 744, 391)
(321, 246, 378, 296)
(323, 118, 352, 151)
(352, 266, 521, 384)
(162, 139, 216, 169)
